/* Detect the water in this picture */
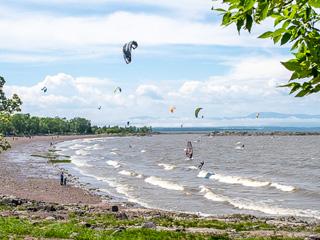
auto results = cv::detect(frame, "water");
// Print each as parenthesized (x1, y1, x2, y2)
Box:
(55, 133, 320, 220)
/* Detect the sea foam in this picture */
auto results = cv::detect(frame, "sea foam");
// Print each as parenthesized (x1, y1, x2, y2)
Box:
(145, 176, 185, 191)
(199, 186, 319, 219)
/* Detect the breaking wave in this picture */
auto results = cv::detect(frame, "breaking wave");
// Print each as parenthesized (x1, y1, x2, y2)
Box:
(145, 176, 185, 191)
(197, 171, 296, 192)
(199, 186, 320, 219)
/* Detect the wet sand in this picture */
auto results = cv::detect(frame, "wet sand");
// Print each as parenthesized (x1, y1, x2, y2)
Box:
(1, 134, 111, 206)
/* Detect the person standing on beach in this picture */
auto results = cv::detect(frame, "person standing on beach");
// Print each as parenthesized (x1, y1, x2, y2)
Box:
(63, 177, 67, 185)
(60, 172, 64, 185)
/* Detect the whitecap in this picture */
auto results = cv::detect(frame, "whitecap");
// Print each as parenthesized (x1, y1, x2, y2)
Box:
(199, 186, 320, 219)
(158, 163, 177, 170)
(119, 170, 137, 176)
(145, 176, 185, 191)
(75, 149, 89, 156)
(270, 182, 296, 192)
(106, 160, 121, 168)
(141, 150, 147, 153)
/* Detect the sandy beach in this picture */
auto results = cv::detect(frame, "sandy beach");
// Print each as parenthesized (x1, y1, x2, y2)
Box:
(1, 135, 109, 206)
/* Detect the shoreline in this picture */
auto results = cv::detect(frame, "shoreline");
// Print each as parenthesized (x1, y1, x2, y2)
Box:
(1, 134, 320, 238)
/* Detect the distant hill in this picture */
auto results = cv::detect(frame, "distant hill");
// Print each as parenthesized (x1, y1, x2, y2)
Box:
(245, 112, 320, 119)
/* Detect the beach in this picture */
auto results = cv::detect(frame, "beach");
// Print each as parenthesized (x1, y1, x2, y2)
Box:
(1, 135, 106, 205)
(1, 134, 320, 239)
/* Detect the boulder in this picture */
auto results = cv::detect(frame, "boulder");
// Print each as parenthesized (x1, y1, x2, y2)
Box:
(141, 221, 156, 230)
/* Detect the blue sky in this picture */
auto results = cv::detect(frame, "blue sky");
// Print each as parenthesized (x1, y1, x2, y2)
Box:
(1, 0, 320, 127)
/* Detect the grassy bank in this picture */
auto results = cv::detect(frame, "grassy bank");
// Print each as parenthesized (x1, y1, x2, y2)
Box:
(0, 198, 319, 240)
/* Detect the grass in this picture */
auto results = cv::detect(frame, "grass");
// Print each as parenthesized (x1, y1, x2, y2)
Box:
(0, 208, 317, 240)
(49, 159, 71, 163)
(31, 152, 71, 163)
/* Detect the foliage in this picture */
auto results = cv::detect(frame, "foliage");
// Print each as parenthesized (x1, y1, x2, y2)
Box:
(0, 113, 152, 136)
(0, 76, 22, 153)
(212, 0, 320, 97)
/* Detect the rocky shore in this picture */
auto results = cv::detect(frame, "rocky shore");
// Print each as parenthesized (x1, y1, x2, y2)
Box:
(1, 194, 320, 239)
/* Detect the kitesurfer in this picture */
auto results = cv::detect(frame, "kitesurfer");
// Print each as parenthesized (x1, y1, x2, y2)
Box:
(198, 161, 204, 170)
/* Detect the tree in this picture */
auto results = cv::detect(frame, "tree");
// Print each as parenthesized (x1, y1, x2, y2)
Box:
(212, 0, 320, 97)
(0, 76, 22, 152)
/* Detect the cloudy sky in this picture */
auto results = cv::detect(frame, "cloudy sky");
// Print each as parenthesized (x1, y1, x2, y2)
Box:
(1, 0, 320, 127)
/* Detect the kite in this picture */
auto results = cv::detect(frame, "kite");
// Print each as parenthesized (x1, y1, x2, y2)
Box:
(41, 87, 47, 93)
(256, 113, 259, 118)
(127, 121, 130, 126)
(114, 87, 122, 93)
(181, 124, 183, 128)
(123, 41, 138, 64)
(171, 107, 176, 113)
(195, 108, 203, 118)
(98, 106, 101, 110)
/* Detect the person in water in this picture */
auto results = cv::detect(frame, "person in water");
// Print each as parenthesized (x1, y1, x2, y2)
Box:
(198, 161, 204, 170)
(60, 172, 64, 185)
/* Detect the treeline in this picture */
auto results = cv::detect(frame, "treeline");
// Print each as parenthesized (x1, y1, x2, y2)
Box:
(0, 113, 152, 135)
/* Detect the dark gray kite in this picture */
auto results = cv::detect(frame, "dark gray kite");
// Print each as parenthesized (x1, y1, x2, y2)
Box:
(123, 41, 138, 64)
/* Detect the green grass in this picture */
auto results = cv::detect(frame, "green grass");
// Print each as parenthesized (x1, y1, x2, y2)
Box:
(49, 159, 71, 163)
(0, 216, 232, 240)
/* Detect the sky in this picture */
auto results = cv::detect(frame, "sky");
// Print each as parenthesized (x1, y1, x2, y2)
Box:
(1, 0, 320, 127)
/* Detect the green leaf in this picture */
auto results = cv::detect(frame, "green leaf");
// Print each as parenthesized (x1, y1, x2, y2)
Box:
(258, 31, 274, 39)
(274, 16, 284, 26)
(295, 89, 308, 97)
(243, 0, 255, 11)
(214, 8, 227, 12)
(281, 60, 301, 71)
(256, 2, 269, 21)
(309, 0, 320, 8)
(245, 14, 253, 32)
(273, 34, 282, 44)
(291, 40, 299, 50)
(237, 18, 244, 33)
(222, 12, 232, 25)
(281, 32, 292, 45)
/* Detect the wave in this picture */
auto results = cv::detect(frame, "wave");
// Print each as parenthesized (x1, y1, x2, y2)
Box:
(199, 186, 320, 219)
(70, 156, 92, 167)
(187, 166, 198, 170)
(106, 160, 121, 168)
(158, 163, 177, 170)
(109, 152, 118, 155)
(145, 176, 185, 191)
(69, 144, 86, 150)
(197, 171, 296, 192)
(75, 149, 89, 156)
(111, 148, 119, 151)
(119, 170, 138, 177)
(141, 150, 147, 153)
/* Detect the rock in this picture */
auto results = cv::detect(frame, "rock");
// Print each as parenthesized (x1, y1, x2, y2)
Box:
(70, 232, 79, 238)
(111, 205, 119, 212)
(45, 204, 56, 212)
(141, 221, 156, 230)
(45, 216, 56, 221)
(114, 212, 128, 220)
(3, 197, 22, 206)
(310, 235, 320, 240)
(76, 222, 91, 228)
(74, 211, 84, 216)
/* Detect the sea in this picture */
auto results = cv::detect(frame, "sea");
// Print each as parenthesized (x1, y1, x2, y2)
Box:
(54, 127, 320, 220)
